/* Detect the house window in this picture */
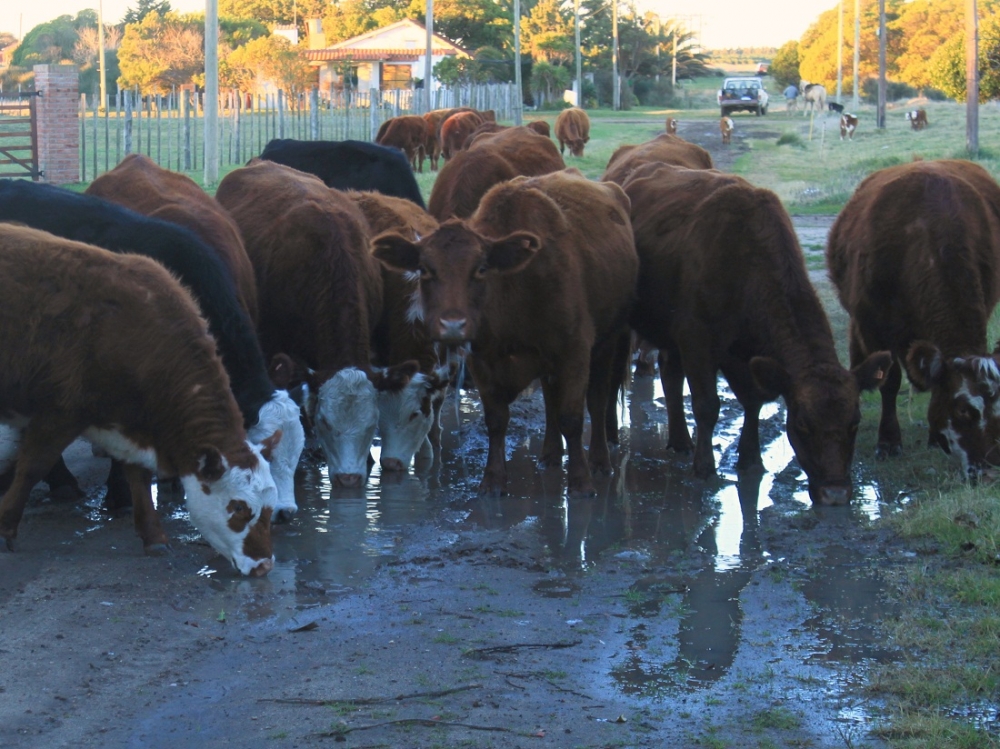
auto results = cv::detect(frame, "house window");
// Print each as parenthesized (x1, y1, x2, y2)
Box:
(382, 64, 412, 90)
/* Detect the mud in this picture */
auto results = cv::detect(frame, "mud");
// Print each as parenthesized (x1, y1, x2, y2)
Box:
(0, 126, 919, 748)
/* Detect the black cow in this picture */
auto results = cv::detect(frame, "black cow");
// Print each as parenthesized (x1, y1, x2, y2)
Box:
(0, 180, 304, 520)
(257, 138, 426, 209)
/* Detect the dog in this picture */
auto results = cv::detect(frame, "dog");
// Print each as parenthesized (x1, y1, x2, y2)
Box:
(828, 101, 845, 114)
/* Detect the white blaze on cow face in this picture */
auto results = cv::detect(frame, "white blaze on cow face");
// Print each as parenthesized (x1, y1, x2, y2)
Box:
(248, 390, 305, 520)
(312, 367, 378, 485)
(183, 440, 277, 576)
(377, 367, 450, 471)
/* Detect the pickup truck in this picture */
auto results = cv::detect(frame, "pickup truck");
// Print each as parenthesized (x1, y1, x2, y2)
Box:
(718, 77, 769, 116)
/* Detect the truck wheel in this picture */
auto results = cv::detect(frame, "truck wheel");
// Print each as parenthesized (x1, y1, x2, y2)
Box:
(755, 105, 762, 116)
(721, 107, 726, 117)
(762, 105, 768, 115)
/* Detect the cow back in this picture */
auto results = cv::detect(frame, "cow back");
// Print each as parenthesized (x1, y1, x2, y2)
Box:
(603, 133, 713, 184)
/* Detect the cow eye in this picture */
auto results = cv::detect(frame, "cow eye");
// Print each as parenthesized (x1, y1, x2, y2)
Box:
(475, 263, 489, 277)
(419, 265, 434, 279)
(409, 411, 421, 421)
(956, 403, 980, 421)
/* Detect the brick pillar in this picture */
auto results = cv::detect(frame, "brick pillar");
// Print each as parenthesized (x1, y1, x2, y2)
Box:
(34, 64, 79, 185)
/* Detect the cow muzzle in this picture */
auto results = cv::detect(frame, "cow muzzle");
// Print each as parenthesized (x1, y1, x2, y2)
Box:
(381, 456, 407, 472)
(248, 556, 274, 577)
(333, 472, 364, 487)
(810, 482, 851, 506)
(438, 317, 468, 342)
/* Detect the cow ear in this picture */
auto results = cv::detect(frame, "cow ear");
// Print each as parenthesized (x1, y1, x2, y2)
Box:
(485, 232, 541, 274)
(370, 360, 420, 392)
(258, 430, 283, 461)
(906, 341, 945, 391)
(372, 232, 421, 273)
(853, 350, 893, 392)
(750, 356, 792, 400)
(269, 353, 304, 390)
(197, 447, 227, 482)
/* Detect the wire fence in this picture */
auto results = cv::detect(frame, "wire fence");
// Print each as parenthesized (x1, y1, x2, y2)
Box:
(77, 83, 518, 183)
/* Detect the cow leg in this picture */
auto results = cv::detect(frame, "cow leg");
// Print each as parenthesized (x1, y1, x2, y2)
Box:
(587, 341, 618, 476)
(479, 392, 511, 497)
(722, 360, 765, 472)
(604, 330, 632, 446)
(683, 355, 721, 479)
(660, 342, 694, 453)
(43, 455, 83, 502)
(125, 464, 170, 554)
(0, 420, 78, 550)
(103, 459, 133, 513)
(554, 352, 596, 497)
(539, 378, 564, 469)
(876, 359, 904, 458)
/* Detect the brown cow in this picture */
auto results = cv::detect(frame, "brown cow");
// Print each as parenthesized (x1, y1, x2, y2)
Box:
(346, 190, 452, 470)
(602, 133, 713, 185)
(720, 116, 734, 144)
(375, 115, 428, 172)
(527, 120, 551, 137)
(428, 127, 566, 220)
(840, 113, 858, 140)
(906, 108, 928, 130)
(216, 160, 417, 487)
(0, 224, 278, 575)
(373, 170, 638, 497)
(554, 106, 590, 157)
(665, 117, 678, 135)
(86, 153, 258, 321)
(440, 111, 485, 160)
(826, 159, 1000, 475)
(623, 164, 890, 505)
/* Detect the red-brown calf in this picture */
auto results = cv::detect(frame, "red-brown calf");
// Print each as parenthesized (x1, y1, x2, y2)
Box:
(554, 107, 590, 157)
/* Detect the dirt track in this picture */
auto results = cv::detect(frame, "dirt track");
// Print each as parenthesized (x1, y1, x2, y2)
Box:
(0, 125, 911, 749)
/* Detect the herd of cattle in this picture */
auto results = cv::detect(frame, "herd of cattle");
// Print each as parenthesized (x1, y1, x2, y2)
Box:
(0, 103, 997, 577)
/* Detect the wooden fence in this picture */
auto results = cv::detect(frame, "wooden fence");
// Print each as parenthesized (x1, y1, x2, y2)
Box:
(78, 83, 518, 183)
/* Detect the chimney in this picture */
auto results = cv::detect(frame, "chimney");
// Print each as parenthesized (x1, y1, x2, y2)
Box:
(307, 18, 326, 50)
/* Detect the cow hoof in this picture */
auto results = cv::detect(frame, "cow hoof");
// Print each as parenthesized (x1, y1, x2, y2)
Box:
(875, 443, 902, 460)
(568, 484, 598, 498)
(143, 543, 171, 557)
(736, 456, 765, 473)
(477, 480, 506, 498)
(273, 507, 297, 525)
(537, 457, 561, 471)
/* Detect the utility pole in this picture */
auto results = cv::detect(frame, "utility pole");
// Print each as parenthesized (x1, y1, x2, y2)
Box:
(574, 0, 582, 105)
(877, 0, 886, 129)
(967, 0, 979, 156)
(514, 0, 522, 124)
(204, 0, 219, 185)
(424, 0, 433, 113)
(98, 0, 107, 110)
(852, 0, 860, 110)
(672, 31, 677, 87)
(836, 0, 843, 103)
(612, 0, 619, 110)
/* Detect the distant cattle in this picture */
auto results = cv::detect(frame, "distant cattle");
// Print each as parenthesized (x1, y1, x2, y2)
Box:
(906, 108, 928, 130)
(623, 164, 889, 505)
(428, 126, 566, 220)
(375, 115, 429, 172)
(665, 117, 678, 135)
(800, 81, 828, 115)
(826, 159, 1000, 475)
(257, 138, 425, 208)
(840, 113, 858, 140)
(0, 179, 303, 521)
(554, 107, 590, 157)
(0, 224, 278, 576)
(217, 160, 419, 486)
(720, 116, 734, 144)
(602, 133, 713, 185)
(374, 170, 638, 497)
(346, 190, 452, 470)
(440, 111, 485, 160)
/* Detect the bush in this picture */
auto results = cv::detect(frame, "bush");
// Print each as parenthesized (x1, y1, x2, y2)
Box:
(861, 78, 920, 104)
(631, 77, 681, 107)
(776, 132, 804, 148)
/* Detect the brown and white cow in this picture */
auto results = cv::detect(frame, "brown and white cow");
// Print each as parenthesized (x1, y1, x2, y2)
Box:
(428, 126, 566, 220)
(217, 160, 417, 487)
(373, 170, 639, 496)
(840, 113, 858, 140)
(0, 224, 278, 575)
(826, 159, 1000, 476)
(375, 115, 428, 172)
(720, 116, 734, 145)
(906, 108, 928, 130)
(347, 190, 453, 470)
(623, 164, 890, 505)
(665, 117, 678, 135)
(554, 107, 590, 157)
(602, 133, 714, 185)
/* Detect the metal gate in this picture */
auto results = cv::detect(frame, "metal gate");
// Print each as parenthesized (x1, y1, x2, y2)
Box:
(0, 92, 40, 180)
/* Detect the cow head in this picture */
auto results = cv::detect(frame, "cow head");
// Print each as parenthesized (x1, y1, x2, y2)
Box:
(247, 389, 305, 523)
(906, 341, 1000, 477)
(305, 367, 378, 487)
(376, 363, 451, 471)
(182, 441, 277, 576)
(751, 351, 892, 505)
(372, 222, 542, 344)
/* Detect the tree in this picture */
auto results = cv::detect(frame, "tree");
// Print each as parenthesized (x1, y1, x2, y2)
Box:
(11, 12, 95, 66)
(117, 12, 204, 92)
(220, 0, 328, 30)
(929, 14, 1000, 102)
(407, 0, 512, 52)
(223, 35, 314, 92)
(122, 0, 172, 26)
(769, 40, 799, 89)
(530, 59, 570, 105)
(521, 0, 573, 64)
(322, 0, 407, 45)
(74, 24, 123, 95)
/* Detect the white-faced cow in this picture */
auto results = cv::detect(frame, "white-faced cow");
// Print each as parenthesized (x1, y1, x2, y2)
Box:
(826, 159, 1000, 476)
(840, 113, 858, 140)
(216, 160, 418, 487)
(0, 224, 278, 576)
(623, 164, 890, 505)
(373, 169, 638, 497)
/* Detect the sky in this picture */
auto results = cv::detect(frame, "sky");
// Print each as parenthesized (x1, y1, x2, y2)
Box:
(1, 0, 829, 50)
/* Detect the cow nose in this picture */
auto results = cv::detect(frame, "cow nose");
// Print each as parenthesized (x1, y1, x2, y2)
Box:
(333, 472, 363, 487)
(381, 456, 407, 472)
(249, 557, 273, 577)
(816, 484, 851, 506)
(274, 507, 297, 524)
(439, 317, 467, 341)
